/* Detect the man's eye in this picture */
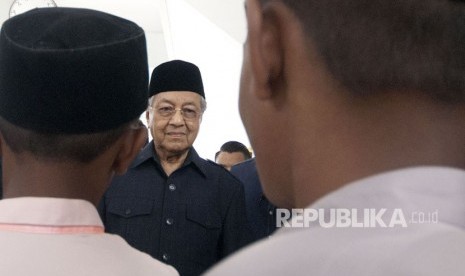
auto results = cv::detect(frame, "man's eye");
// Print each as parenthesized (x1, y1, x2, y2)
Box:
(182, 108, 197, 118)
(183, 108, 196, 114)
(159, 107, 173, 112)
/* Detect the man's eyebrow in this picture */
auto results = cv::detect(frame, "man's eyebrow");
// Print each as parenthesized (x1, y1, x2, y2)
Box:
(182, 101, 198, 107)
(156, 98, 198, 107)
(156, 98, 174, 105)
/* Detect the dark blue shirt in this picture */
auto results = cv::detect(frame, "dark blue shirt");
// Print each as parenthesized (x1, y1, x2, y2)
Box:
(230, 158, 278, 241)
(99, 142, 251, 276)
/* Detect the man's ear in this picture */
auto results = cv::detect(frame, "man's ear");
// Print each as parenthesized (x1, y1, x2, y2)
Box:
(146, 109, 153, 127)
(245, 0, 284, 100)
(113, 124, 148, 175)
(0, 133, 3, 158)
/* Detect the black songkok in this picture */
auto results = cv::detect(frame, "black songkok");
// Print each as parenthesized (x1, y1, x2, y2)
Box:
(0, 8, 148, 134)
(149, 60, 205, 99)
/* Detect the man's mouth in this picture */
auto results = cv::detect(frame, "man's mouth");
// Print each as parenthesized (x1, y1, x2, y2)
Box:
(166, 132, 186, 138)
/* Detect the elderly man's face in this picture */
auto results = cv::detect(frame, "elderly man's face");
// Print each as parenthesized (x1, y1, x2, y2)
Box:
(147, 91, 203, 155)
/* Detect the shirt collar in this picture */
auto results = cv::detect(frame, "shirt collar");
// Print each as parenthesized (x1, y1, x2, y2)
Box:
(281, 166, 465, 232)
(317, 167, 465, 228)
(131, 140, 207, 177)
(0, 197, 104, 234)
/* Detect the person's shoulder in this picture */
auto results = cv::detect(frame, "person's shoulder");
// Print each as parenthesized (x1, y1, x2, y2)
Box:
(201, 159, 243, 188)
(205, 159, 228, 172)
(203, 229, 299, 276)
(204, 222, 465, 276)
(231, 158, 256, 173)
(207, 160, 241, 177)
(98, 233, 179, 275)
(230, 158, 258, 184)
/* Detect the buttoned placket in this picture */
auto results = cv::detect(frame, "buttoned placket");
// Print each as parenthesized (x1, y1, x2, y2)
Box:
(159, 173, 179, 265)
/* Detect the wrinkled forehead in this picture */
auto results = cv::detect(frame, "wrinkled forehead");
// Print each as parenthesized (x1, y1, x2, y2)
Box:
(150, 91, 202, 106)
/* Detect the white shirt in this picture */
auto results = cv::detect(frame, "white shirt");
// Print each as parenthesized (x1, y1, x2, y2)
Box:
(204, 167, 465, 276)
(0, 197, 179, 276)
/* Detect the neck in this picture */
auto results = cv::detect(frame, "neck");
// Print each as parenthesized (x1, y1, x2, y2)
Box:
(154, 146, 190, 176)
(3, 154, 114, 207)
(291, 91, 465, 208)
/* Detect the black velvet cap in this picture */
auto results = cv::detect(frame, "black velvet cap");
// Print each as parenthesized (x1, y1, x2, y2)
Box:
(149, 60, 205, 99)
(0, 8, 149, 134)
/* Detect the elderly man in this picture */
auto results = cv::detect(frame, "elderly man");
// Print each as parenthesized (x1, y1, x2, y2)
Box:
(0, 7, 177, 276)
(99, 60, 251, 276)
(205, 0, 465, 275)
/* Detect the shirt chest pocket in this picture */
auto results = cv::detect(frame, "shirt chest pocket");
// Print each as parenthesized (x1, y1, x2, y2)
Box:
(183, 205, 222, 264)
(107, 197, 153, 219)
(186, 205, 221, 229)
(105, 198, 155, 252)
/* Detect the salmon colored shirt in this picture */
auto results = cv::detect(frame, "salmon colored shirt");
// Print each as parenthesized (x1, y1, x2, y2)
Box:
(0, 197, 178, 276)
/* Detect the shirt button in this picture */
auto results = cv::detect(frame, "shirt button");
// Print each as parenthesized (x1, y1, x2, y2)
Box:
(125, 209, 131, 215)
(269, 210, 273, 215)
(162, 253, 170, 261)
(168, 184, 176, 191)
(166, 218, 174, 225)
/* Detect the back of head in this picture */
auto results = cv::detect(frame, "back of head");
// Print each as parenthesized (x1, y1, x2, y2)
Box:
(0, 8, 149, 162)
(263, 0, 465, 101)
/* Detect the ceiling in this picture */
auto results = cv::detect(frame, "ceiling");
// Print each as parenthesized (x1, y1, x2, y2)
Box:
(0, 0, 247, 69)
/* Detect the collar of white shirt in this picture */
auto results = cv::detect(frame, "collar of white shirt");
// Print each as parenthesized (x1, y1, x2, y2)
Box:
(278, 166, 465, 232)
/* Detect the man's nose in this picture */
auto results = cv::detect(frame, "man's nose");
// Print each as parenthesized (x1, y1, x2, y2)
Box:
(169, 109, 185, 125)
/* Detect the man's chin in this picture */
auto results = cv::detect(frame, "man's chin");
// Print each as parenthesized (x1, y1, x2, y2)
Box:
(164, 145, 191, 155)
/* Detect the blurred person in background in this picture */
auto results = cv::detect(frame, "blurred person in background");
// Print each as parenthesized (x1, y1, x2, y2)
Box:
(215, 141, 252, 171)
(231, 158, 278, 242)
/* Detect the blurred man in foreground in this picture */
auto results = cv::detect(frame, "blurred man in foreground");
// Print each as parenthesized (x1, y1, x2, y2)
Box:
(205, 0, 465, 275)
(0, 8, 177, 276)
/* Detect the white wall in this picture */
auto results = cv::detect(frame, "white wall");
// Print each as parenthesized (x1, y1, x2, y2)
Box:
(0, 0, 250, 160)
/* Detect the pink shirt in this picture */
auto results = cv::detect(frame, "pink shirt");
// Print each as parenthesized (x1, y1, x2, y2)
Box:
(0, 197, 178, 276)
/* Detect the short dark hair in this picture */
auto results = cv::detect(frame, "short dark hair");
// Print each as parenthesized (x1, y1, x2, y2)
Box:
(0, 116, 133, 163)
(215, 141, 252, 160)
(261, 0, 465, 102)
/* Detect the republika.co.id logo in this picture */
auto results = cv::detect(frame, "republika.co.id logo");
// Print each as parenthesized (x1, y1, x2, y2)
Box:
(276, 208, 439, 228)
